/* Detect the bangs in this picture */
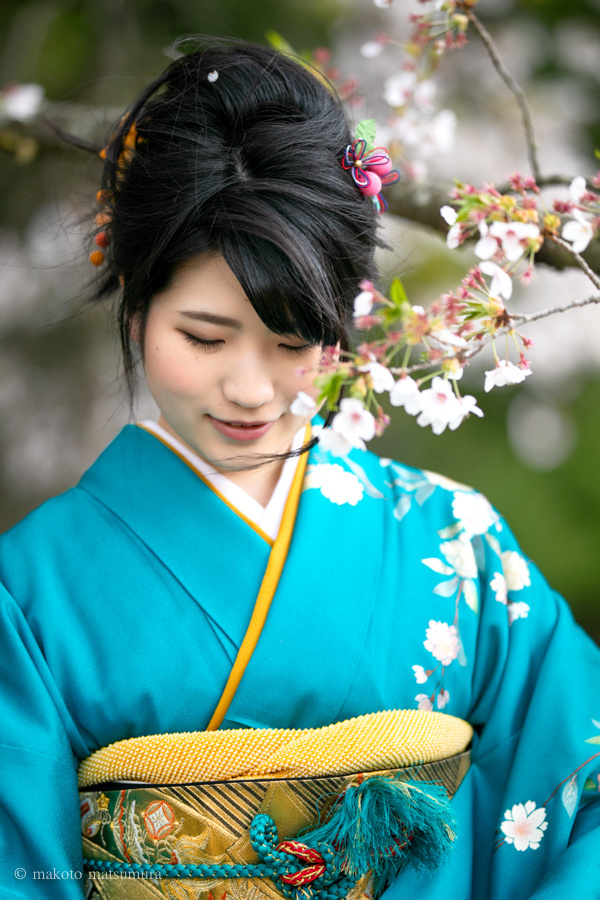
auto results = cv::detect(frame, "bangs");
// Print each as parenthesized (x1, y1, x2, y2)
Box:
(208, 192, 345, 348)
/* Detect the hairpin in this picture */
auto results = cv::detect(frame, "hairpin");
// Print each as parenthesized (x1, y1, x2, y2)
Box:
(91, 120, 139, 266)
(342, 120, 400, 213)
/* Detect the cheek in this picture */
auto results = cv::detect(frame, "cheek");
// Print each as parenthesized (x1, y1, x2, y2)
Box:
(290, 348, 323, 398)
(143, 333, 206, 400)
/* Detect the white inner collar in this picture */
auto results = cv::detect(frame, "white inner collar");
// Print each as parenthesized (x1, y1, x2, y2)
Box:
(138, 420, 306, 541)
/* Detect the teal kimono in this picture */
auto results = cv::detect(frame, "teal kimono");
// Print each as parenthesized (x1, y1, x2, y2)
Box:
(1, 423, 600, 898)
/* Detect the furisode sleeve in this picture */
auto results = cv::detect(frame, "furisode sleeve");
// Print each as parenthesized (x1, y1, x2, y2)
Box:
(465, 510, 600, 898)
(0, 582, 84, 898)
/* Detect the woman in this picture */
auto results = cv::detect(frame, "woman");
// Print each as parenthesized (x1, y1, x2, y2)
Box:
(1, 40, 599, 900)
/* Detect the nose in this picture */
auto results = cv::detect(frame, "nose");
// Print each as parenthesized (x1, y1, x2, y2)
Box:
(222, 355, 276, 409)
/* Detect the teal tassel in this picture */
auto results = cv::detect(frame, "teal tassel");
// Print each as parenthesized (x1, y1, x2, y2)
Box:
(300, 775, 457, 891)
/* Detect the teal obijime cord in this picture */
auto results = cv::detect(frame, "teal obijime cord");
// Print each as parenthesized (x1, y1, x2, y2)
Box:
(84, 813, 357, 899)
(84, 777, 459, 899)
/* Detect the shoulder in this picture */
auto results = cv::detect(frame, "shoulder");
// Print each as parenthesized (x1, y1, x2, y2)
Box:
(0, 429, 140, 605)
(308, 437, 496, 526)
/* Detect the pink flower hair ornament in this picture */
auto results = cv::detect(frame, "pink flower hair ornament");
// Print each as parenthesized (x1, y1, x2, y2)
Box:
(342, 138, 400, 213)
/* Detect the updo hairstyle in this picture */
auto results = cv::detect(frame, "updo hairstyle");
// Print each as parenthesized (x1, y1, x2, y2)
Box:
(93, 40, 381, 396)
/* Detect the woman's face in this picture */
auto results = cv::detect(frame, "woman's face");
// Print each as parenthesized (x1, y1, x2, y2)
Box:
(141, 254, 322, 482)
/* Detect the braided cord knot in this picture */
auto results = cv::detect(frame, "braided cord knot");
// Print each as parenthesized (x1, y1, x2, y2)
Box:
(85, 813, 354, 898)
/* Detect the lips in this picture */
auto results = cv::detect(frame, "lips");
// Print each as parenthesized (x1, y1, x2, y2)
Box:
(208, 415, 275, 443)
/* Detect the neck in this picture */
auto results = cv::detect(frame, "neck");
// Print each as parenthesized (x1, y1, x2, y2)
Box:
(156, 414, 287, 507)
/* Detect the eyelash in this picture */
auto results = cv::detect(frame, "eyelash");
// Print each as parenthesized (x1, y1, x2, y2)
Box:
(182, 333, 313, 354)
(183, 334, 223, 351)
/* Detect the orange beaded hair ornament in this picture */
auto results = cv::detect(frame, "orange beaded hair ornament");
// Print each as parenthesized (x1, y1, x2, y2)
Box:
(90, 119, 139, 267)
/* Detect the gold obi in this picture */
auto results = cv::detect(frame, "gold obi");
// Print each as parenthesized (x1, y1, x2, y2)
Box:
(80, 709, 472, 900)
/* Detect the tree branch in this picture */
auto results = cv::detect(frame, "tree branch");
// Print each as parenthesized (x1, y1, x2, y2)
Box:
(385, 179, 600, 273)
(548, 234, 600, 289)
(385, 292, 600, 378)
(458, 4, 542, 183)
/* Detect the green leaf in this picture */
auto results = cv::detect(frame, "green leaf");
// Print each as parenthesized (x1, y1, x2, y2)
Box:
(265, 31, 295, 55)
(595, 148, 600, 160)
(389, 276, 409, 309)
(583, 777, 597, 792)
(585, 735, 600, 744)
(355, 118, 377, 150)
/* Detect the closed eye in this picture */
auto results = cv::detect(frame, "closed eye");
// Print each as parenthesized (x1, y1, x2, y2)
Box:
(181, 332, 223, 351)
(279, 343, 314, 355)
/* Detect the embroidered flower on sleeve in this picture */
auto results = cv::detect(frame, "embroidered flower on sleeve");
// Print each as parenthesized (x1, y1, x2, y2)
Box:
(500, 802, 547, 851)
(415, 693, 434, 711)
(501, 550, 531, 591)
(490, 572, 508, 605)
(424, 620, 460, 665)
(440, 536, 477, 579)
(436, 689, 450, 709)
(412, 664, 429, 684)
(507, 600, 530, 625)
(451, 491, 497, 537)
(304, 463, 364, 506)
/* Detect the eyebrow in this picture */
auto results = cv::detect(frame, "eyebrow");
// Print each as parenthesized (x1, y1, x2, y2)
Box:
(177, 310, 242, 329)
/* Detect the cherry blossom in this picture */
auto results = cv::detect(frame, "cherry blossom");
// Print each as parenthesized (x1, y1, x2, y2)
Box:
(490, 572, 508, 605)
(413, 81, 437, 112)
(423, 109, 456, 156)
(415, 693, 434, 712)
(454, 395, 484, 427)
(383, 71, 417, 107)
(358, 357, 395, 393)
(484, 360, 532, 392)
(360, 40, 385, 59)
(501, 801, 548, 851)
(440, 205, 458, 226)
(562, 209, 595, 254)
(290, 391, 317, 417)
(416, 377, 462, 434)
(440, 536, 477, 580)
(569, 176, 587, 204)
(318, 428, 354, 458)
(330, 398, 376, 449)
(412, 664, 429, 684)
(424, 620, 460, 666)
(1, 83, 44, 121)
(305, 463, 364, 506)
(430, 327, 469, 355)
(389, 375, 422, 415)
(440, 205, 463, 248)
(508, 600, 530, 624)
(436, 689, 450, 710)
(474, 221, 498, 260)
(353, 290, 374, 318)
(452, 491, 496, 537)
(488, 221, 541, 262)
(501, 550, 531, 591)
(480, 261, 513, 300)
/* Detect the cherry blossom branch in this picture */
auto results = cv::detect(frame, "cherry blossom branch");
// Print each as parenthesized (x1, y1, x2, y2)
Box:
(385, 180, 600, 273)
(384, 292, 600, 379)
(458, 4, 541, 183)
(548, 234, 600, 290)
(512, 293, 600, 326)
(372, 302, 591, 381)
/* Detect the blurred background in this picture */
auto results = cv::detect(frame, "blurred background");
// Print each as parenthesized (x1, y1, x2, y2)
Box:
(0, 0, 599, 639)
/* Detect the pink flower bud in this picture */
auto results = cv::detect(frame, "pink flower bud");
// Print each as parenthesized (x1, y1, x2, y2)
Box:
(358, 171, 382, 197)
(366, 155, 394, 177)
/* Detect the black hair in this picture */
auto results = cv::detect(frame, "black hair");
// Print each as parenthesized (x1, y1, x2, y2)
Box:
(93, 39, 382, 405)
